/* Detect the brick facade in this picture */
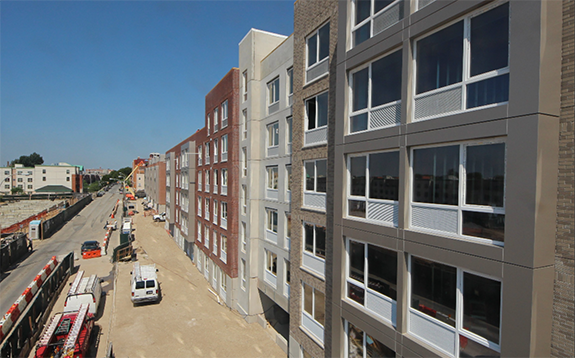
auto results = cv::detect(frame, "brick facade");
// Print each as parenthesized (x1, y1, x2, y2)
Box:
(552, 1, 575, 356)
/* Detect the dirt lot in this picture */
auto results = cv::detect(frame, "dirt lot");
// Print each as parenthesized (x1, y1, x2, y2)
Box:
(30, 202, 286, 358)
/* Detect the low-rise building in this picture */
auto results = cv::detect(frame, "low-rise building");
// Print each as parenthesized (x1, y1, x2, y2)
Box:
(0, 163, 83, 194)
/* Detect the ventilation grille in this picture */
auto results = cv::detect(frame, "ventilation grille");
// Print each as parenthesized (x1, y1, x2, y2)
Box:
(221, 186, 228, 196)
(411, 205, 458, 234)
(373, 1, 403, 36)
(366, 290, 396, 325)
(409, 310, 455, 356)
(368, 201, 398, 226)
(268, 102, 280, 114)
(305, 127, 327, 146)
(306, 59, 329, 83)
(221, 119, 228, 128)
(418, 0, 435, 11)
(221, 152, 228, 162)
(370, 102, 401, 129)
(304, 192, 326, 210)
(414, 86, 462, 121)
(267, 146, 279, 157)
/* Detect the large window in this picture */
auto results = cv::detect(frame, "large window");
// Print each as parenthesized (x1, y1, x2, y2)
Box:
(221, 202, 228, 229)
(286, 165, 292, 192)
(214, 107, 219, 132)
(349, 50, 402, 133)
(347, 321, 395, 358)
(242, 70, 248, 101)
(305, 159, 327, 193)
(267, 166, 279, 190)
(347, 239, 397, 324)
(411, 141, 505, 244)
(266, 209, 278, 233)
(348, 151, 399, 224)
(410, 256, 502, 356)
(307, 22, 330, 70)
(268, 122, 279, 148)
(221, 100, 228, 128)
(303, 283, 325, 329)
(241, 259, 247, 289)
(414, 3, 509, 120)
(306, 92, 328, 131)
(221, 135, 228, 162)
(266, 250, 277, 276)
(220, 235, 227, 263)
(287, 68, 293, 97)
(352, 0, 404, 48)
(213, 199, 218, 225)
(304, 223, 326, 260)
(268, 77, 280, 106)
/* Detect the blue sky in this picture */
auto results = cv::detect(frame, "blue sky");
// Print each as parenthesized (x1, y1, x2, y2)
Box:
(1, 0, 294, 169)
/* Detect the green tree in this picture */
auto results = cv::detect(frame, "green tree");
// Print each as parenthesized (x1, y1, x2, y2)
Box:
(118, 167, 132, 178)
(88, 182, 101, 192)
(11, 152, 44, 167)
(11, 187, 24, 194)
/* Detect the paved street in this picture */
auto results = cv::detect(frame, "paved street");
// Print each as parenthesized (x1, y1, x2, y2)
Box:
(0, 190, 121, 315)
(27, 198, 285, 358)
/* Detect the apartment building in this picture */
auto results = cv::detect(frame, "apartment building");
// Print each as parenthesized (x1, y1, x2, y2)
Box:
(237, 29, 294, 351)
(0, 163, 83, 194)
(288, 1, 338, 357)
(132, 158, 147, 192)
(327, 1, 565, 358)
(144, 153, 166, 213)
(194, 68, 240, 308)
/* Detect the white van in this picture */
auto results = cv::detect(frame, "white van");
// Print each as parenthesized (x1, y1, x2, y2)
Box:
(122, 220, 131, 235)
(64, 271, 102, 315)
(130, 262, 160, 304)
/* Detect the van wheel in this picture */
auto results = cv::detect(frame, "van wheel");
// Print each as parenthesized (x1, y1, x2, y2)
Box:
(154, 219, 159, 222)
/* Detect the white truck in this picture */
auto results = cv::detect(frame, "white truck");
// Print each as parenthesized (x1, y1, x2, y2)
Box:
(153, 212, 166, 222)
(64, 271, 102, 315)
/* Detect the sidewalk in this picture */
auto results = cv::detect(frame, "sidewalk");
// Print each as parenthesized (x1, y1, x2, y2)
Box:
(32, 202, 286, 357)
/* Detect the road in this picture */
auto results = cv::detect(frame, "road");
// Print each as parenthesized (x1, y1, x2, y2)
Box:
(0, 189, 121, 315)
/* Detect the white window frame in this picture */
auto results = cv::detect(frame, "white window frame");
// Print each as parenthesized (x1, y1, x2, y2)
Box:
(265, 250, 278, 276)
(214, 107, 219, 132)
(241, 259, 247, 289)
(241, 185, 247, 214)
(242, 109, 248, 139)
(198, 171, 202, 192)
(221, 100, 228, 128)
(204, 225, 210, 248)
(305, 92, 328, 133)
(267, 122, 279, 148)
(242, 70, 248, 102)
(207, 114, 211, 136)
(266, 208, 278, 234)
(350, 0, 403, 49)
(303, 222, 326, 261)
(306, 22, 330, 73)
(220, 235, 227, 263)
(268, 77, 280, 106)
(301, 282, 325, 343)
(213, 138, 219, 163)
(205, 170, 210, 192)
(213, 199, 218, 225)
(205, 142, 210, 164)
(267, 166, 279, 190)
(409, 139, 506, 246)
(304, 159, 327, 194)
(221, 168, 228, 195)
(241, 222, 247, 253)
(348, 49, 402, 134)
(213, 230, 218, 255)
(412, 1, 510, 122)
(221, 202, 228, 229)
(242, 147, 247, 177)
(407, 255, 503, 355)
(198, 145, 203, 166)
(204, 198, 210, 220)
(221, 134, 228, 162)
(287, 67, 294, 98)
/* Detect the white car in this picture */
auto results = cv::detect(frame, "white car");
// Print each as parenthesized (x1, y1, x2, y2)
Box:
(153, 213, 166, 222)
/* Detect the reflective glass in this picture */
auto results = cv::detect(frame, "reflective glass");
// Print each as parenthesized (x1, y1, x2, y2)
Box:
(349, 241, 365, 283)
(304, 283, 313, 314)
(351, 113, 369, 133)
(366, 334, 395, 358)
(459, 335, 500, 358)
(314, 289, 325, 325)
(318, 24, 330, 61)
(305, 162, 315, 191)
(316, 160, 327, 193)
(411, 257, 456, 327)
(372, 50, 402, 107)
(308, 34, 317, 67)
(462, 211, 504, 242)
(463, 272, 501, 344)
(416, 21, 464, 94)
(348, 323, 364, 358)
(368, 245, 397, 300)
(467, 74, 509, 109)
(306, 97, 317, 130)
(315, 225, 326, 259)
(412, 145, 459, 205)
(349, 200, 366, 218)
(305, 223, 314, 253)
(466, 143, 505, 207)
(348, 282, 365, 305)
(350, 156, 367, 196)
(369, 152, 399, 201)
(355, 0, 371, 24)
(470, 3, 509, 76)
(353, 68, 369, 111)
(317, 92, 328, 127)
(354, 23, 371, 47)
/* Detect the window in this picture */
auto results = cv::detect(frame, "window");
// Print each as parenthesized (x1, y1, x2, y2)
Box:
(348, 151, 399, 223)
(221, 100, 228, 128)
(205, 170, 210, 192)
(286, 117, 293, 152)
(307, 22, 330, 70)
(242, 109, 248, 139)
(213, 231, 218, 255)
(27, 178, 33, 182)
(242, 70, 248, 101)
(285, 260, 290, 285)
(414, 3, 509, 120)
(305, 160, 327, 193)
(303, 282, 325, 327)
(267, 166, 278, 190)
(214, 139, 219, 163)
(304, 223, 326, 260)
(287, 68, 293, 97)
(221, 135, 228, 162)
(205, 143, 210, 164)
(346, 239, 397, 324)
(213, 200, 218, 224)
(241, 259, 247, 289)
(346, 321, 395, 358)
(266, 250, 277, 276)
(4, 178, 9, 182)
(266, 209, 278, 233)
(286, 165, 292, 192)
(214, 107, 219, 132)
(27, 185, 33, 189)
(241, 185, 247, 214)
(221, 202, 228, 229)
(204, 225, 210, 247)
(17, 178, 23, 182)
(267, 122, 279, 148)
(4, 185, 9, 189)
(66, 170, 70, 174)
(286, 213, 291, 240)
(352, 0, 404, 48)
(205, 198, 210, 219)
(220, 235, 228, 263)
(241, 222, 247, 252)
(242, 147, 247, 177)
(306, 92, 328, 131)
(410, 256, 502, 356)
(213, 169, 219, 193)
(411, 141, 505, 243)
(66, 177, 70, 182)
(268, 77, 280, 106)
(349, 50, 402, 133)
(207, 114, 211, 135)
(221, 169, 228, 195)
(198, 145, 203, 165)
(198, 171, 202, 191)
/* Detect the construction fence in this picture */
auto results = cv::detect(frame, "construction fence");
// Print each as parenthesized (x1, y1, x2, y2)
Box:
(0, 252, 74, 358)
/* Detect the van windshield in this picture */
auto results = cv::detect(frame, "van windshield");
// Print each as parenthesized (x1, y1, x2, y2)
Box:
(135, 281, 145, 289)
(146, 280, 155, 288)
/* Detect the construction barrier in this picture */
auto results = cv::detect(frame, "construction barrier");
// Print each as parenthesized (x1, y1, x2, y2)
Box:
(0, 253, 74, 358)
(82, 249, 101, 260)
(0, 256, 58, 343)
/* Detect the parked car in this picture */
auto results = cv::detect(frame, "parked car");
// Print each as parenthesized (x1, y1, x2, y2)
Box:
(153, 213, 166, 222)
(135, 190, 146, 198)
(96, 191, 104, 197)
(81, 240, 100, 253)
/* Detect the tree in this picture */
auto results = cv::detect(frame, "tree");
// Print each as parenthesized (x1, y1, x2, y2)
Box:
(118, 167, 132, 178)
(11, 152, 44, 167)
(88, 182, 101, 192)
(11, 187, 24, 194)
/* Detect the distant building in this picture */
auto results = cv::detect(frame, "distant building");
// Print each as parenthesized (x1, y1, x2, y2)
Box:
(0, 163, 83, 194)
(132, 158, 147, 192)
(144, 153, 166, 213)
